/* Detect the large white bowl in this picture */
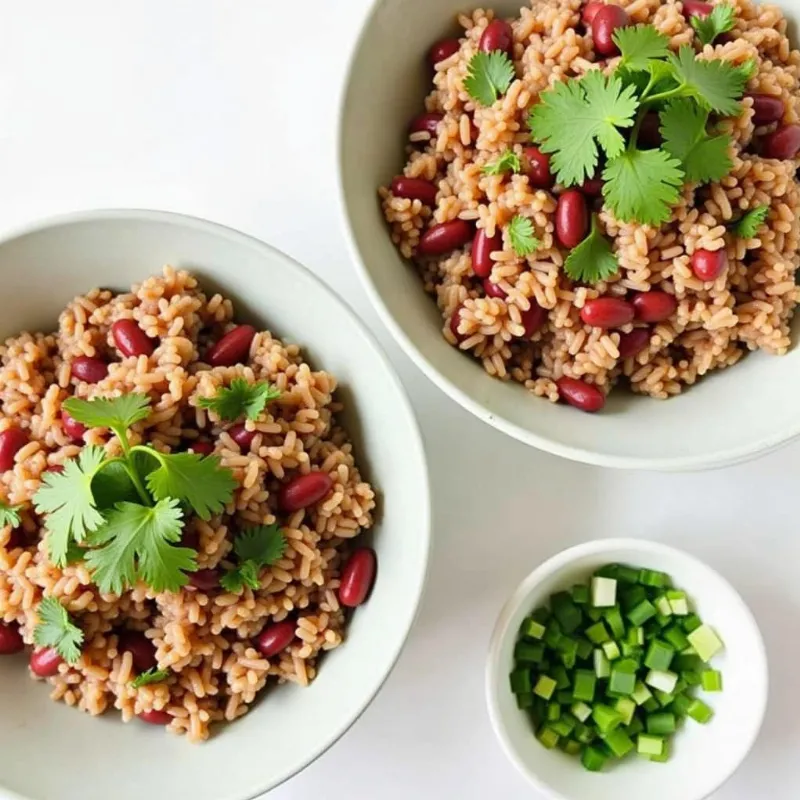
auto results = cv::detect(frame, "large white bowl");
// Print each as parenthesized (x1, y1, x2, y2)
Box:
(0, 210, 431, 800)
(338, 0, 800, 471)
(486, 539, 768, 800)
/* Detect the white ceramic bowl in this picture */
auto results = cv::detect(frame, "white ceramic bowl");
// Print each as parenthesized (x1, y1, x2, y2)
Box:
(338, 0, 800, 471)
(485, 539, 768, 800)
(0, 210, 431, 800)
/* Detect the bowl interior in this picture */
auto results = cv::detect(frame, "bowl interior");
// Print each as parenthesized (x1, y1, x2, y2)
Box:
(0, 211, 430, 800)
(486, 541, 767, 800)
(339, 0, 800, 470)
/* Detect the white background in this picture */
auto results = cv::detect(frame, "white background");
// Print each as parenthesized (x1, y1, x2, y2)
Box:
(2, 1, 799, 797)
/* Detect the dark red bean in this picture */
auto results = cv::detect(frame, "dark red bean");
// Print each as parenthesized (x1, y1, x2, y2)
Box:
(591, 4, 630, 57)
(747, 94, 785, 126)
(691, 249, 727, 281)
(556, 190, 589, 248)
(638, 112, 662, 149)
(61, 411, 86, 443)
(522, 146, 554, 189)
(762, 124, 800, 160)
(391, 177, 438, 207)
(556, 376, 606, 412)
(0, 427, 29, 472)
(0, 622, 24, 654)
(187, 440, 214, 456)
(180, 528, 201, 551)
(631, 291, 677, 323)
(418, 220, 473, 256)
(229, 424, 256, 451)
(207, 324, 256, 367)
(483, 279, 507, 299)
(580, 297, 635, 329)
(71, 356, 108, 384)
(30, 647, 63, 677)
(339, 548, 377, 608)
(409, 112, 443, 137)
(119, 631, 157, 673)
(618, 328, 652, 359)
(111, 319, 156, 358)
(582, 1, 605, 24)
(480, 19, 513, 55)
(279, 471, 334, 512)
(449, 307, 467, 342)
(138, 709, 172, 725)
(5, 529, 23, 550)
(472, 229, 503, 278)
(429, 38, 460, 66)
(521, 301, 548, 337)
(188, 568, 219, 592)
(255, 621, 296, 658)
(580, 177, 604, 197)
(682, 0, 712, 18)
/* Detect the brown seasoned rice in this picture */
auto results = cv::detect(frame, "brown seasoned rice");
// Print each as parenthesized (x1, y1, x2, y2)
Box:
(0, 266, 375, 740)
(380, 0, 800, 401)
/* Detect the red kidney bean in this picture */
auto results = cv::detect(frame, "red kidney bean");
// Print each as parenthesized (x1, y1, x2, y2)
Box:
(207, 324, 256, 367)
(229, 424, 256, 451)
(582, 1, 605, 24)
(180, 528, 201, 551)
(580, 176, 604, 197)
(187, 440, 214, 456)
(638, 112, 662, 149)
(747, 94, 785, 126)
(556, 190, 589, 248)
(138, 709, 172, 725)
(618, 328, 652, 359)
(30, 647, 63, 677)
(391, 177, 438, 207)
(449, 307, 467, 342)
(472, 229, 503, 278)
(556, 376, 606, 412)
(0, 427, 29, 472)
(409, 112, 443, 137)
(691, 248, 727, 281)
(188, 568, 220, 592)
(429, 38, 460, 66)
(111, 319, 156, 358)
(119, 631, 157, 673)
(279, 471, 334, 512)
(580, 297, 635, 329)
(483, 279, 507, 299)
(339, 548, 377, 608)
(255, 621, 296, 658)
(521, 302, 547, 337)
(418, 220, 473, 256)
(5, 529, 23, 550)
(591, 4, 630, 57)
(522, 146, 554, 189)
(480, 19, 513, 54)
(762, 124, 800, 160)
(631, 291, 677, 323)
(61, 411, 86, 443)
(0, 622, 24, 654)
(71, 356, 108, 384)
(682, 0, 712, 18)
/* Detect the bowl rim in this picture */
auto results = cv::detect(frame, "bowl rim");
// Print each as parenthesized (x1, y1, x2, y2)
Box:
(484, 537, 769, 800)
(335, 5, 800, 472)
(0, 207, 433, 800)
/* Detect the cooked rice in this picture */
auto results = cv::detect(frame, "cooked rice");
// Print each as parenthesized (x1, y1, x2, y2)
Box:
(0, 266, 375, 740)
(380, 0, 800, 401)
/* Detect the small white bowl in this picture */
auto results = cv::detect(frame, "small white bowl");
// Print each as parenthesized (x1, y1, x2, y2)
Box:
(485, 539, 767, 800)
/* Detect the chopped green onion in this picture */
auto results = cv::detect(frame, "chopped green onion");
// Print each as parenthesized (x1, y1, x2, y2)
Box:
(534, 674, 557, 700)
(516, 692, 534, 709)
(646, 711, 676, 735)
(687, 624, 724, 663)
(604, 606, 626, 639)
(581, 744, 607, 771)
(645, 669, 678, 694)
(521, 618, 546, 640)
(671, 693, 693, 717)
(654, 595, 673, 617)
(701, 669, 723, 692)
(514, 640, 545, 664)
(682, 613, 702, 632)
(573, 669, 597, 702)
(608, 666, 637, 696)
(637, 733, 664, 756)
(639, 568, 670, 588)
(615, 696, 637, 726)
(538, 727, 560, 749)
(662, 624, 689, 651)
(592, 704, 622, 733)
(602, 728, 635, 758)
(627, 599, 657, 627)
(585, 621, 610, 645)
(571, 700, 593, 722)
(547, 701, 561, 722)
(550, 717, 575, 737)
(602, 640, 621, 661)
(576, 637, 593, 660)
(644, 639, 675, 672)
(666, 590, 689, 616)
(626, 715, 645, 737)
(552, 664, 571, 690)
(631, 680, 653, 706)
(575, 722, 596, 744)
(571, 584, 590, 605)
(592, 576, 617, 608)
(687, 698, 714, 724)
(562, 739, 582, 756)
(594, 648, 611, 679)
(510, 669, 532, 694)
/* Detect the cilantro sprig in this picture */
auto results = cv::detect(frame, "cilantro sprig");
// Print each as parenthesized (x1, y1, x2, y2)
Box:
(0, 501, 22, 530)
(220, 524, 286, 593)
(482, 150, 521, 176)
(564, 216, 619, 283)
(507, 216, 540, 257)
(731, 205, 769, 238)
(130, 667, 170, 688)
(34, 596, 84, 665)
(197, 378, 280, 422)
(691, 3, 736, 47)
(464, 51, 515, 106)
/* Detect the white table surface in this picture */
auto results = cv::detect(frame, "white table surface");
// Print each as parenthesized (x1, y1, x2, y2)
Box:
(2, 1, 799, 797)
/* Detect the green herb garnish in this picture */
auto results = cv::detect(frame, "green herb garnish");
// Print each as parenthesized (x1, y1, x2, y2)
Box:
(33, 596, 84, 665)
(131, 667, 170, 688)
(691, 3, 736, 46)
(220, 524, 286, 593)
(197, 378, 280, 422)
(731, 205, 769, 238)
(507, 216, 540, 257)
(563, 216, 619, 283)
(615, 25, 670, 72)
(482, 149, 522, 176)
(464, 51, 515, 106)
(0, 501, 22, 529)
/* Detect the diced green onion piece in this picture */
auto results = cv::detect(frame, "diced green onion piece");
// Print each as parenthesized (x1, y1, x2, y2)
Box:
(562, 739, 582, 756)
(602, 728, 634, 758)
(552, 665, 570, 690)
(654, 689, 674, 708)
(552, 591, 583, 634)
(674, 653, 702, 672)
(592, 576, 617, 608)
(544, 622, 562, 649)
(662, 624, 689, 651)
(654, 595, 673, 616)
(682, 670, 701, 686)
(514, 641, 545, 664)
(687, 698, 714, 724)
(682, 613, 702, 632)
(655, 612, 671, 628)
(644, 639, 675, 671)
(687, 624, 724, 663)
(575, 722, 596, 743)
(646, 711, 676, 735)
(637, 733, 664, 756)
(571, 583, 590, 605)
(594, 648, 611, 679)
(557, 689, 573, 705)
(581, 744, 607, 771)
(626, 715, 645, 736)
(586, 606, 603, 622)
(572, 669, 597, 702)
(621, 642, 643, 659)
(510, 669, 532, 694)
(639, 568, 670, 588)
(602, 640, 621, 661)
(516, 692, 534, 709)
(627, 598, 657, 627)
(666, 590, 689, 616)
(701, 669, 723, 692)
(576, 637, 593, 661)
(621, 585, 647, 610)
(604, 606, 625, 639)
(608, 666, 637, 696)
(521, 618, 546, 640)
(591, 703, 622, 733)
(631, 680, 652, 706)
(534, 674, 557, 700)
(557, 637, 579, 669)
(671, 693, 693, 717)
(585, 621, 610, 645)
(532, 607, 551, 624)
(615, 696, 636, 726)
(650, 738, 670, 763)
(547, 701, 561, 721)
(550, 717, 575, 737)
(571, 700, 592, 722)
(645, 669, 678, 694)
(538, 727, 560, 749)
(615, 564, 641, 584)
(643, 696, 660, 712)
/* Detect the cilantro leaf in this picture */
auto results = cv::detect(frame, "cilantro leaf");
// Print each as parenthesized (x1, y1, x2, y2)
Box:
(691, 3, 736, 46)
(563, 215, 619, 283)
(615, 25, 670, 72)
(197, 378, 280, 423)
(63, 395, 150, 439)
(668, 46, 747, 116)
(482, 150, 522, 176)
(92, 460, 141, 509)
(507, 216, 540, 257)
(33, 596, 84, 665)
(0, 501, 22, 530)
(464, 51, 515, 106)
(734, 58, 757, 82)
(603, 147, 684, 225)
(660, 98, 733, 183)
(65, 540, 86, 564)
(85, 498, 193, 594)
(529, 70, 638, 186)
(144, 451, 237, 521)
(731, 205, 769, 238)
(220, 561, 260, 593)
(34, 446, 107, 566)
(220, 524, 286, 594)
(130, 667, 170, 688)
